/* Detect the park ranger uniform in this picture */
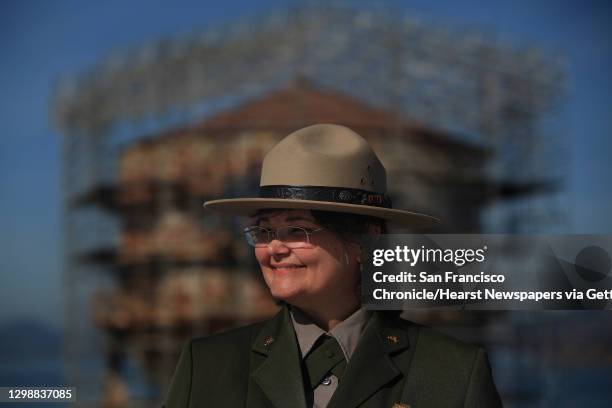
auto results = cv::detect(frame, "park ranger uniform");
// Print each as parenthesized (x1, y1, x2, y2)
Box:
(163, 305, 502, 408)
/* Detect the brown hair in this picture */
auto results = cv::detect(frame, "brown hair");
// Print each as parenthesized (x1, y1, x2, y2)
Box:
(310, 210, 387, 241)
(251, 209, 387, 241)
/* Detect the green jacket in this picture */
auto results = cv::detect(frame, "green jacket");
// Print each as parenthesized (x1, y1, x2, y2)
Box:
(163, 307, 502, 408)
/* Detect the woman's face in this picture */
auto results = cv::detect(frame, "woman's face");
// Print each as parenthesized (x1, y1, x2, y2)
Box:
(252, 209, 361, 310)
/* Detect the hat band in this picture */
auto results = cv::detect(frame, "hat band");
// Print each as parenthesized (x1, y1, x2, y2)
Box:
(259, 185, 392, 208)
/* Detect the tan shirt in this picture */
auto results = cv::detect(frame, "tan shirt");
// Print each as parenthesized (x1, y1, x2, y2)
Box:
(290, 307, 372, 408)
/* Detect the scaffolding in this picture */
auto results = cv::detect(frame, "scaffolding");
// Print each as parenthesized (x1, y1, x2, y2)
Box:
(52, 4, 565, 407)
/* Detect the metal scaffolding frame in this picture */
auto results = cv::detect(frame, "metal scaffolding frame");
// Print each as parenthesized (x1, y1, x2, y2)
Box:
(52, 4, 566, 406)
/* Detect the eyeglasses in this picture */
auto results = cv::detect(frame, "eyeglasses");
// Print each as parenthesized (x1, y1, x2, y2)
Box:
(243, 226, 325, 248)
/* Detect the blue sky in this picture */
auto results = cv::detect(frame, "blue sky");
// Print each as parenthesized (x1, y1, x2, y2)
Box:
(1, 0, 611, 327)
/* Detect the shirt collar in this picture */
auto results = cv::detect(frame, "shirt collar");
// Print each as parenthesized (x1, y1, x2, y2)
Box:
(290, 306, 372, 361)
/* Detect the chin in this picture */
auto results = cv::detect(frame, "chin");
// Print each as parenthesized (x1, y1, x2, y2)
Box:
(268, 282, 316, 307)
(268, 285, 305, 303)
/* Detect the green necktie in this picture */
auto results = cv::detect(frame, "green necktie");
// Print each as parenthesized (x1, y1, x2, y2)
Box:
(304, 335, 347, 389)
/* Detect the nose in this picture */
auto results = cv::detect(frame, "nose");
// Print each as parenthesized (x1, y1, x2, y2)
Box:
(266, 239, 291, 256)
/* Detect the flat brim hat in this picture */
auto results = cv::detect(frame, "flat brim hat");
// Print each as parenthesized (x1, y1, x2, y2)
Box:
(204, 124, 439, 228)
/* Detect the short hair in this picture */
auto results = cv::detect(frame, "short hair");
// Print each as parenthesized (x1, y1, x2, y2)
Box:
(251, 209, 387, 241)
(310, 210, 387, 241)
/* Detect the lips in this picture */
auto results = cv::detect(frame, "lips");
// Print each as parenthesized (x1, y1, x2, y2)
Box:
(271, 264, 306, 270)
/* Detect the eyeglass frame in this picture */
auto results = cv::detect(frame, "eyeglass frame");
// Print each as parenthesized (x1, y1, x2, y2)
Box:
(243, 225, 325, 248)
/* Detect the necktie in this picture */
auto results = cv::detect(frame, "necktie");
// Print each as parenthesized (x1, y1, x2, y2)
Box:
(304, 335, 347, 389)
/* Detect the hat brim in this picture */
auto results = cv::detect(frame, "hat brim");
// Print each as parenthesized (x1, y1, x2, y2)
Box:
(203, 198, 439, 229)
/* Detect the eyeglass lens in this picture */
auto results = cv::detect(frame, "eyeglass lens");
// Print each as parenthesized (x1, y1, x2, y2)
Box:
(244, 226, 318, 248)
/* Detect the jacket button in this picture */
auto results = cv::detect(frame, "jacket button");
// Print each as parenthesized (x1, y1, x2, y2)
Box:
(321, 376, 332, 386)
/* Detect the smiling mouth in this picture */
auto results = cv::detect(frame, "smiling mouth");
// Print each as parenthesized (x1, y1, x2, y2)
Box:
(271, 265, 306, 270)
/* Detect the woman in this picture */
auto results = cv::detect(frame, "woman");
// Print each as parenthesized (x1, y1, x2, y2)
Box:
(163, 124, 502, 408)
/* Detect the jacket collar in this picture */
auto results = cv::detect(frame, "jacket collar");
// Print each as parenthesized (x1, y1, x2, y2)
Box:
(251, 306, 308, 408)
(251, 307, 414, 408)
(328, 311, 413, 408)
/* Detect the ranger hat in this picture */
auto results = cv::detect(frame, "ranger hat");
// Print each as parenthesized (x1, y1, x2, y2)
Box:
(204, 124, 438, 228)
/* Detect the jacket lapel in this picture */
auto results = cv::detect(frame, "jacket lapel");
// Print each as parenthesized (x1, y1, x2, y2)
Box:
(250, 306, 308, 408)
(328, 312, 412, 408)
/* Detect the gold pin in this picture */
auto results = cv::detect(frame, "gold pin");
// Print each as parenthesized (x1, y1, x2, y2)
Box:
(263, 336, 275, 347)
(386, 335, 399, 344)
(392, 403, 410, 408)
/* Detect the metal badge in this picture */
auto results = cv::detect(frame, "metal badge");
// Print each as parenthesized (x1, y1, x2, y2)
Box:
(263, 336, 275, 347)
(386, 335, 399, 344)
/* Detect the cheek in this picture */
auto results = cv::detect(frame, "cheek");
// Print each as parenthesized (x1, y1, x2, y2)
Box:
(307, 249, 348, 285)
(254, 249, 274, 280)
(315, 244, 361, 287)
(254, 248, 269, 265)
(310, 238, 345, 270)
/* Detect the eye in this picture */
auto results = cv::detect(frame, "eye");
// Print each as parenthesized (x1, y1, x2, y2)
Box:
(286, 227, 305, 237)
(244, 226, 272, 247)
(300, 227, 320, 233)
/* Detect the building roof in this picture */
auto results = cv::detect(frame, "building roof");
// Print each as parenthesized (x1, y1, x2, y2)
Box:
(130, 80, 486, 157)
(196, 80, 402, 131)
